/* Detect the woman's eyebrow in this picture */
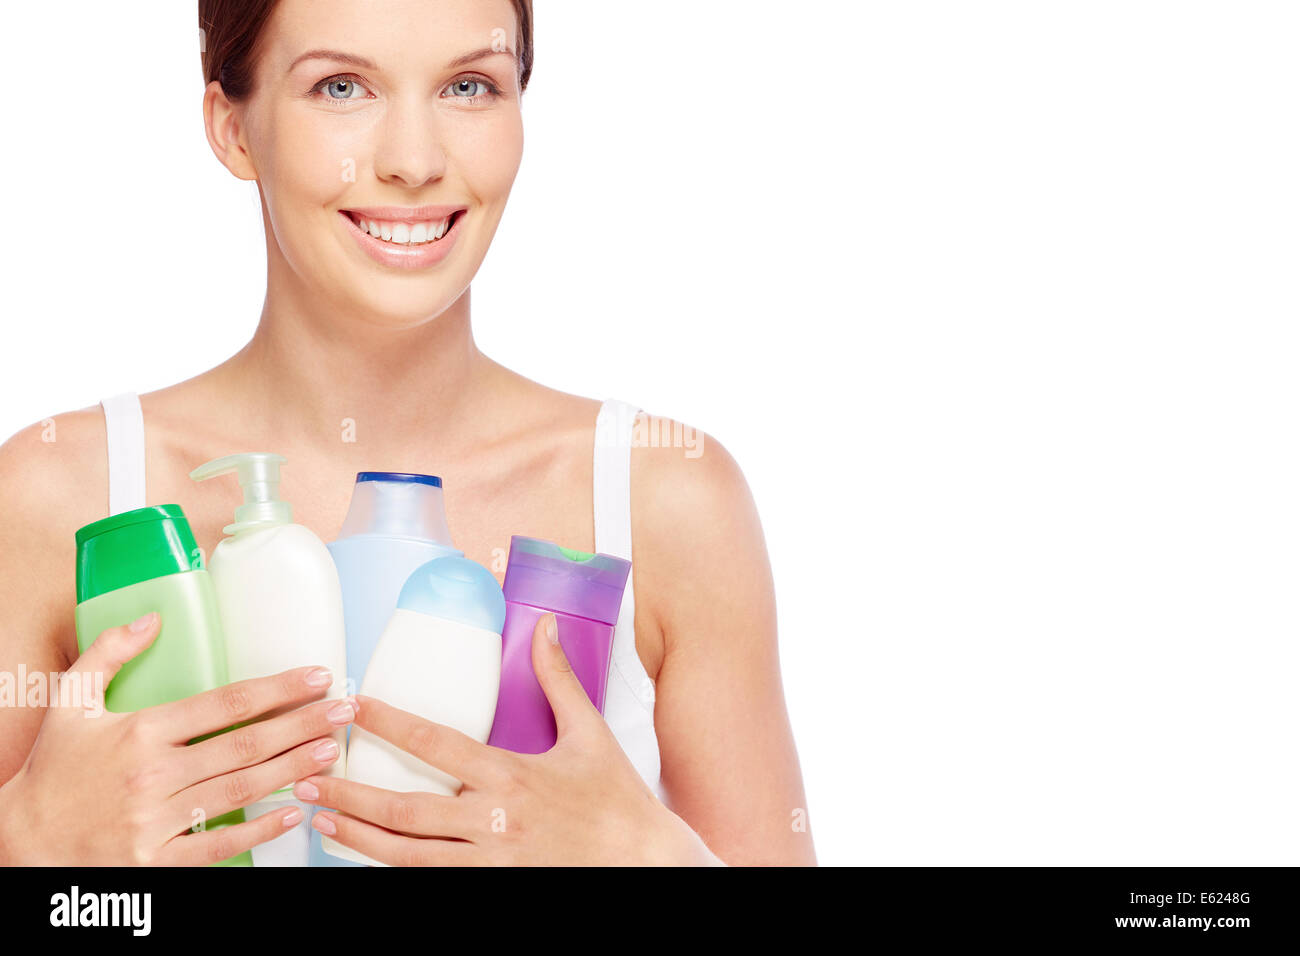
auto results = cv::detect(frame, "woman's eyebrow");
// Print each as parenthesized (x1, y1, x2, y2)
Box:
(287, 47, 516, 75)
(288, 49, 378, 73)
(445, 47, 517, 69)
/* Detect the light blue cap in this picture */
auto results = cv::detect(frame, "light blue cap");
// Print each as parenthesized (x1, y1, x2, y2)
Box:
(396, 556, 506, 634)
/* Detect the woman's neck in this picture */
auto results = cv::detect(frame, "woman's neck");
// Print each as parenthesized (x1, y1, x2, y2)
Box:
(210, 288, 501, 453)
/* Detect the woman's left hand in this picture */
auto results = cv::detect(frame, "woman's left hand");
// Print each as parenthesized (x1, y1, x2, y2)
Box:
(295, 613, 723, 866)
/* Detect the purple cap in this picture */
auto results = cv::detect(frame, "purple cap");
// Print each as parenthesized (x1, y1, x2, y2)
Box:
(502, 536, 632, 625)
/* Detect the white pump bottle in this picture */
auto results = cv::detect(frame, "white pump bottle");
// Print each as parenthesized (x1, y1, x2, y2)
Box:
(191, 452, 349, 867)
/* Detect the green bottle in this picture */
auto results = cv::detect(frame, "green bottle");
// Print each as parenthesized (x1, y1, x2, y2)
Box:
(74, 504, 251, 867)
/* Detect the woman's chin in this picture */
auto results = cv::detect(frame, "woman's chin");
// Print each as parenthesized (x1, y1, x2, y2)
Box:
(332, 285, 470, 332)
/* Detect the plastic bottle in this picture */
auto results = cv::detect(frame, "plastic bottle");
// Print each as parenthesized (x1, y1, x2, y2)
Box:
(74, 504, 250, 866)
(487, 536, 632, 754)
(328, 473, 463, 683)
(310, 471, 462, 868)
(191, 452, 349, 867)
(322, 555, 505, 866)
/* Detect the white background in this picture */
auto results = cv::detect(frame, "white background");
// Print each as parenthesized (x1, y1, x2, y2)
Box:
(3, 2, 1298, 865)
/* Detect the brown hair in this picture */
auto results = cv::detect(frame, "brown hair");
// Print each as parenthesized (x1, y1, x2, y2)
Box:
(199, 0, 534, 100)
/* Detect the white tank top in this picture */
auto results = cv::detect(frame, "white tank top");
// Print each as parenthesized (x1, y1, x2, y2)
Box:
(98, 392, 665, 801)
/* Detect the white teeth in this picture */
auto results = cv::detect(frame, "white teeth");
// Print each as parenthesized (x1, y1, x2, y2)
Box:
(352, 214, 453, 245)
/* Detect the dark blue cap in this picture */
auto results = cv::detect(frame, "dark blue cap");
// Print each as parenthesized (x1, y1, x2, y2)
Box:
(356, 472, 442, 488)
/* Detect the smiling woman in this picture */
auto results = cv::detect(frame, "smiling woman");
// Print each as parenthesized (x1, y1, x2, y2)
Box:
(0, 0, 815, 869)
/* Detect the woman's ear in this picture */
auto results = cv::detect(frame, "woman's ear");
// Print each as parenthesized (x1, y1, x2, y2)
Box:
(202, 80, 257, 182)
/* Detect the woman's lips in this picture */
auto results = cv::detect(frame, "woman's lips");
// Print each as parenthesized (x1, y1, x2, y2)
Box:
(338, 208, 464, 271)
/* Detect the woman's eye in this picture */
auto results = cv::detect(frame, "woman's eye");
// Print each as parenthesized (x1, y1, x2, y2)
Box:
(444, 77, 499, 101)
(313, 75, 371, 103)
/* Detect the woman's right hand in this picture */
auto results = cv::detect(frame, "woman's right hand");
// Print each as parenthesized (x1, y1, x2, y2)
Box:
(0, 611, 356, 865)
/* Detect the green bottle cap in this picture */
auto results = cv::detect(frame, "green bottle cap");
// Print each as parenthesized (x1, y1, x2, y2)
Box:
(75, 504, 203, 603)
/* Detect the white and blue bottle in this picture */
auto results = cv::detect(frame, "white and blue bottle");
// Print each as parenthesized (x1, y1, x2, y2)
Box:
(310, 472, 463, 867)
(321, 556, 506, 866)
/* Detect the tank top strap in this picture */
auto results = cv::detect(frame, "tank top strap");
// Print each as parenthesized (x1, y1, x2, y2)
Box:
(593, 399, 659, 716)
(593, 399, 640, 559)
(100, 391, 146, 515)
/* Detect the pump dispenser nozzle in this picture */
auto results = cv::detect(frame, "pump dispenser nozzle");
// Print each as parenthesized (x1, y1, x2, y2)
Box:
(190, 453, 293, 535)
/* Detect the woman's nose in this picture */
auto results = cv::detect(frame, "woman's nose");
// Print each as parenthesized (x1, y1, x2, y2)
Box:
(374, 98, 448, 188)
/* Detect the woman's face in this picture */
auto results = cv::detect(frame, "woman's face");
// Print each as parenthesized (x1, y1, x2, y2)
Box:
(222, 0, 524, 329)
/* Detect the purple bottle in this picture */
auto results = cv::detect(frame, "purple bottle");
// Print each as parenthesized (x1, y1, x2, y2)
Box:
(487, 536, 632, 754)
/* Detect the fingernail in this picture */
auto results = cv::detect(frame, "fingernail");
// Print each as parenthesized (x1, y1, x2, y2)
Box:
(294, 779, 320, 802)
(313, 740, 339, 762)
(305, 667, 332, 688)
(546, 613, 559, 644)
(327, 700, 355, 724)
(282, 807, 304, 827)
(313, 812, 337, 836)
(129, 612, 157, 633)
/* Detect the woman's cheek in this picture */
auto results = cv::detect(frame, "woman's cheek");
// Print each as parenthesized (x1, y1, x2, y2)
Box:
(256, 110, 377, 267)
(283, 110, 382, 204)
(459, 105, 522, 171)
(453, 112, 524, 212)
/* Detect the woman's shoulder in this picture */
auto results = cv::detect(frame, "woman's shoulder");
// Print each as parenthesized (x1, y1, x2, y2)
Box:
(499, 378, 759, 540)
(473, 371, 761, 551)
(624, 409, 771, 637)
(0, 402, 112, 529)
(625, 409, 749, 513)
(0, 402, 114, 668)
